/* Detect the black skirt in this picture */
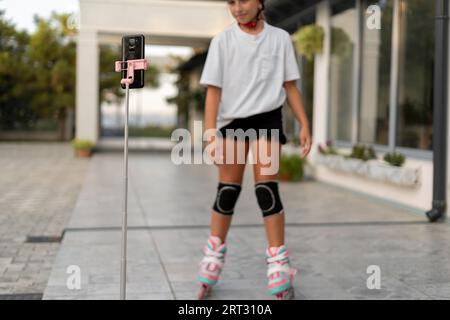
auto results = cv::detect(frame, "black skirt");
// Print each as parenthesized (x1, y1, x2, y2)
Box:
(217, 106, 287, 145)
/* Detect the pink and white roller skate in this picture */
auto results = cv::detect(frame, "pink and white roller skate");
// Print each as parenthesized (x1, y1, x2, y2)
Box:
(265, 245, 297, 300)
(197, 235, 227, 299)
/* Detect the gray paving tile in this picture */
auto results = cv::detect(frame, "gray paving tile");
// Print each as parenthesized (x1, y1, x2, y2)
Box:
(38, 151, 450, 300)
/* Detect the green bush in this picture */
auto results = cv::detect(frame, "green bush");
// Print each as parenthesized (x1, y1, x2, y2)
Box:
(367, 146, 377, 160)
(347, 144, 377, 161)
(71, 139, 95, 150)
(293, 25, 324, 61)
(279, 154, 305, 182)
(383, 152, 405, 167)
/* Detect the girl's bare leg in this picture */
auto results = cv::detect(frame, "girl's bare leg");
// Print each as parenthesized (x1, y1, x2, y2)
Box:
(251, 137, 284, 248)
(210, 137, 249, 242)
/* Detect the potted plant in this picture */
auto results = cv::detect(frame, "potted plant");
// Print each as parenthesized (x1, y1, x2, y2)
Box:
(342, 144, 377, 174)
(279, 154, 305, 182)
(383, 152, 405, 167)
(293, 25, 324, 61)
(316, 142, 420, 187)
(71, 139, 95, 158)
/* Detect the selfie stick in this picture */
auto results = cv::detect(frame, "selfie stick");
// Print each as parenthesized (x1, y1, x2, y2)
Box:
(114, 58, 148, 300)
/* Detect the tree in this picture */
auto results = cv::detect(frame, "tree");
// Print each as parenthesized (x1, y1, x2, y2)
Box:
(166, 71, 191, 128)
(27, 13, 76, 139)
(0, 10, 35, 130)
(1, 10, 161, 140)
(166, 55, 206, 129)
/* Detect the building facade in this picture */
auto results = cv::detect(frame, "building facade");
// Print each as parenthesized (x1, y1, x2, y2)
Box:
(264, 0, 448, 217)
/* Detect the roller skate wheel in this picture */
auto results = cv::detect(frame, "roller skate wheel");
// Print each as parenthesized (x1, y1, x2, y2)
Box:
(275, 287, 295, 300)
(197, 284, 211, 300)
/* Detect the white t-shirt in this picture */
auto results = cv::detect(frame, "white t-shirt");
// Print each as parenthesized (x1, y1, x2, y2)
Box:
(199, 20, 301, 129)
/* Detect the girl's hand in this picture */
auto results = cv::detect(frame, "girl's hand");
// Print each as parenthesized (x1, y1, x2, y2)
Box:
(299, 126, 312, 159)
(206, 135, 223, 166)
(206, 136, 217, 166)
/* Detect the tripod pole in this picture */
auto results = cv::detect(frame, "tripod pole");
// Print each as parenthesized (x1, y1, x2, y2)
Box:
(114, 57, 148, 300)
(120, 82, 130, 300)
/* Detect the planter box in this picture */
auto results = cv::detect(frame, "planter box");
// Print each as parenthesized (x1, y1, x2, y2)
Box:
(316, 154, 420, 187)
(316, 154, 366, 173)
(365, 160, 420, 186)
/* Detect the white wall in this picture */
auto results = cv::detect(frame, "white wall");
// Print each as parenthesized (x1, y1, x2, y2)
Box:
(76, 29, 99, 142)
(81, 0, 233, 45)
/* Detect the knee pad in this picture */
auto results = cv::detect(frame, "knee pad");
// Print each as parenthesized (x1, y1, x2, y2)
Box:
(213, 182, 242, 215)
(255, 181, 284, 217)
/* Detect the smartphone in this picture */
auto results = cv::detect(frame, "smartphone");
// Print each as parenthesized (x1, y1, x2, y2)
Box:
(121, 34, 145, 89)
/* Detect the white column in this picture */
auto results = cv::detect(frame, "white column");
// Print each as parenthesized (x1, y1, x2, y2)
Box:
(360, 24, 381, 143)
(312, 0, 331, 155)
(76, 29, 99, 143)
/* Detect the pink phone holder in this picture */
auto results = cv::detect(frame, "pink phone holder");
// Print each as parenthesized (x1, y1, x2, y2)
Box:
(115, 59, 149, 85)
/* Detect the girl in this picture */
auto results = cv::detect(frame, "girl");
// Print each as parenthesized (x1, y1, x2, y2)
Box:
(197, 0, 312, 300)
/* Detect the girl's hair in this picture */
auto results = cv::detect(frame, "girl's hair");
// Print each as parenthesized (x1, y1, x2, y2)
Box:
(258, 0, 266, 21)
(259, 0, 265, 11)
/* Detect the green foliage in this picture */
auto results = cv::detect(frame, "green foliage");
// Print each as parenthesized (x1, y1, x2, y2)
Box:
(367, 146, 377, 160)
(0, 10, 36, 129)
(383, 152, 405, 167)
(99, 45, 124, 104)
(331, 27, 352, 58)
(0, 12, 76, 132)
(317, 140, 339, 155)
(165, 73, 190, 128)
(347, 144, 377, 161)
(293, 25, 324, 61)
(27, 13, 75, 120)
(71, 138, 95, 150)
(279, 154, 304, 182)
(166, 65, 206, 128)
(0, 10, 161, 137)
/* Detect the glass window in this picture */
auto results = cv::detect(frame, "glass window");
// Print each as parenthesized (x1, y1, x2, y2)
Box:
(329, 0, 357, 142)
(396, 0, 434, 150)
(302, 55, 315, 134)
(283, 53, 315, 143)
(284, 13, 316, 144)
(359, 0, 393, 146)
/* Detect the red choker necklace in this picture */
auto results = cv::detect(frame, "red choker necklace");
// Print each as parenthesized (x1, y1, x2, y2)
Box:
(241, 20, 258, 28)
(239, 10, 262, 29)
